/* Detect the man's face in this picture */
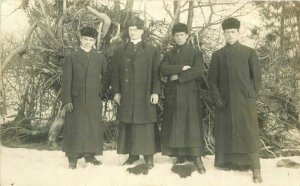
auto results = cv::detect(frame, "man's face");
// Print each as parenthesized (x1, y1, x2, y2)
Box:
(173, 32, 189, 46)
(128, 26, 144, 40)
(223, 29, 239, 44)
(80, 36, 96, 49)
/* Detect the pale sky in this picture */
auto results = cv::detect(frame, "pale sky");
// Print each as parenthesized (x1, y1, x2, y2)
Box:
(1, 0, 262, 47)
(1, 0, 29, 35)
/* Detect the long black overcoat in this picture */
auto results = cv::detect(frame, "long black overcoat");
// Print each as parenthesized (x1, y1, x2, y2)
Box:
(111, 42, 161, 124)
(160, 44, 205, 148)
(208, 42, 262, 153)
(61, 48, 110, 155)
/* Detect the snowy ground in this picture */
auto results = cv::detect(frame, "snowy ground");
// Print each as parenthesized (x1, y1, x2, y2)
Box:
(1, 146, 300, 186)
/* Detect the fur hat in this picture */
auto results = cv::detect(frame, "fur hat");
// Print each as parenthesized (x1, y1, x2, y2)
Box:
(222, 17, 240, 30)
(80, 27, 98, 38)
(126, 16, 144, 29)
(172, 23, 188, 35)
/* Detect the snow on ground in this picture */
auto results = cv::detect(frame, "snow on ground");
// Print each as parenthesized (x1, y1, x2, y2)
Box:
(1, 146, 300, 186)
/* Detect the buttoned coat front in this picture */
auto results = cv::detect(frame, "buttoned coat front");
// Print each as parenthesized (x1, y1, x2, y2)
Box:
(208, 42, 262, 153)
(111, 42, 161, 124)
(160, 44, 205, 148)
(61, 48, 110, 155)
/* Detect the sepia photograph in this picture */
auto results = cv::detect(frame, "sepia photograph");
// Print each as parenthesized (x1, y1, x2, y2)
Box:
(1, 0, 300, 185)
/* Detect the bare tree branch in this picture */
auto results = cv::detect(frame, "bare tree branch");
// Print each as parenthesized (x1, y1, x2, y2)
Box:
(57, 14, 67, 43)
(8, 0, 29, 15)
(87, 6, 112, 38)
(110, 22, 121, 43)
(187, 1, 194, 31)
(163, 0, 173, 20)
(97, 22, 103, 49)
(180, 1, 189, 9)
(180, 1, 240, 13)
(36, 22, 62, 47)
(36, 0, 51, 28)
(1, 23, 37, 76)
(30, 46, 55, 53)
(173, 0, 181, 24)
(125, 0, 134, 10)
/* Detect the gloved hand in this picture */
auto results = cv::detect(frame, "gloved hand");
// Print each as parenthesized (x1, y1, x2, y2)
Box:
(63, 103, 73, 112)
(114, 93, 121, 105)
(182, 66, 191, 71)
(170, 74, 179, 81)
(216, 99, 226, 109)
(150, 94, 159, 104)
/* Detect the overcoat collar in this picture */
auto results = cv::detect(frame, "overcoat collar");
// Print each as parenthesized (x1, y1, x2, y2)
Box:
(176, 41, 188, 48)
(124, 41, 145, 59)
(76, 48, 95, 69)
(171, 42, 189, 55)
(225, 40, 239, 49)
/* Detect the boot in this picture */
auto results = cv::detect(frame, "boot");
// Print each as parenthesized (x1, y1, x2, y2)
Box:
(68, 157, 78, 169)
(85, 155, 102, 165)
(185, 156, 194, 162)
(194, 156, 206, 174)
(252, 169, 263, 183)
(175, 156, 186, 164)
(238, 165, 250, 171)
(123, 154, 140, 165)
(217, 163, 231, 171)
(144, 155, 154, 169)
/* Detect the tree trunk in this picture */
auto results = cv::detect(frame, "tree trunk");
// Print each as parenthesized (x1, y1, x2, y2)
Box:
(55, 0, 63, 14)
(126, 0, 134, 10)
(113, 0, 121, 11)
(173, 0, 180, 23)
(14, 86, 29, 123)
(295, 4, 300, 124)
(279, 2, 285, 48)
(187, 1, 194, 32)
(63, 0, 66, 13)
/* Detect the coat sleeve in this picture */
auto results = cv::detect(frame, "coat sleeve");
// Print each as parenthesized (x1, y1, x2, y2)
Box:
(160, 53, 184, 76)
(249, 49, 262, 94)
(208, 52, 222, 104)
(151, 47, 161, 94)
(111, 48, 121, 94)
(178, 51, 204, 83)
(100, 55, 111, 96)
(61, 55, 72, 105)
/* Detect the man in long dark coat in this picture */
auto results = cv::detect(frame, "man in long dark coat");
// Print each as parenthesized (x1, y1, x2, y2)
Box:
(160, 23, 206, 174)
(61, 27, 110, 169)
(208, 18, 263, 183)
(111, 17, 161, 169)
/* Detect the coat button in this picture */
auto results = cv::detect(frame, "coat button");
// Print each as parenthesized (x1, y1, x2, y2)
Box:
(127, 58, 130, 62)
(125, 79, 128, 82)
(177, 50, 179, 53)
(125, 69, 128, 72)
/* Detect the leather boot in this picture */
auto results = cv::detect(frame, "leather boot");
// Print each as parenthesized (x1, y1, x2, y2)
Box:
(252, 169, 263, 183)
(144, 155, 154, 169)
(194, 156, 206, 174)
(175, 156, 186, 164)
(185, 156, 194, 162)
(123, 154, 140, 165)
(239, 165, 250, 171)
(68, 157, 78, 169)
(217, 163, 231, 171)
(85, 155, 102, 165)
